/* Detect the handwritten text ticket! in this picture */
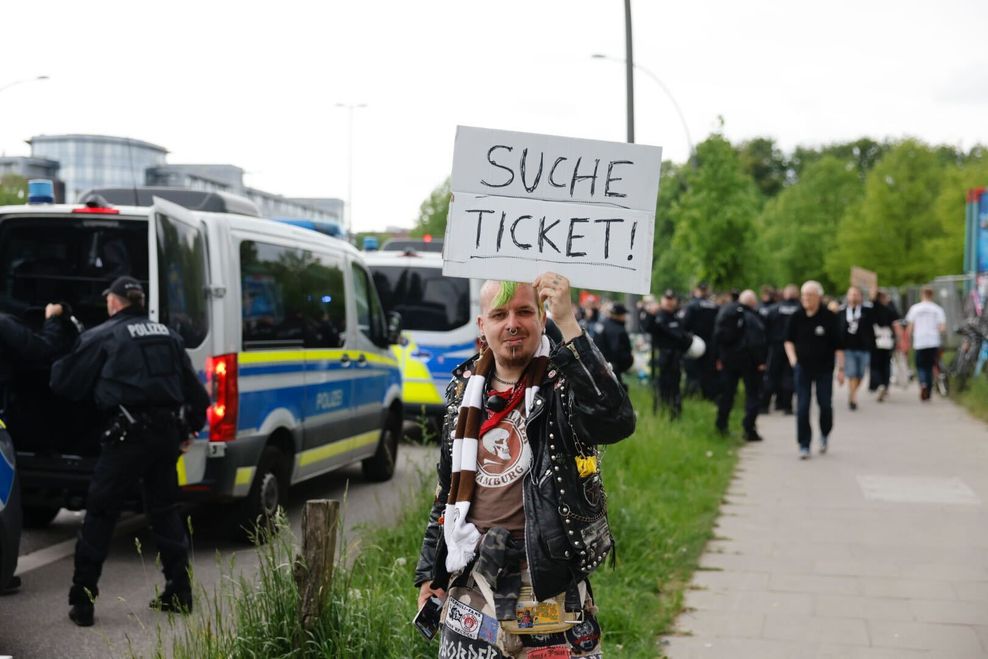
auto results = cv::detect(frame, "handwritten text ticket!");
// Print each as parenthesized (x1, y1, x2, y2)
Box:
(443, 127, 662, 295)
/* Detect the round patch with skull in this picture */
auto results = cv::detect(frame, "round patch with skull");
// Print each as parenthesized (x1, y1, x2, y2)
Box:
(476, 409, 531, 488)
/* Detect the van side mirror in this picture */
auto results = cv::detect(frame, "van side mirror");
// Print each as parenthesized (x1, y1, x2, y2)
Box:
(386, 311, 402, 345)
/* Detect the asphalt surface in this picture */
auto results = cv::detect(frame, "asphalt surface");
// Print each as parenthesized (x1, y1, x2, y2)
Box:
(0, 442, 435, 658)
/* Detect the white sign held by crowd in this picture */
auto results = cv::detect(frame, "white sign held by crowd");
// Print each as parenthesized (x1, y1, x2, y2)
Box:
(443, 126, 662, 294)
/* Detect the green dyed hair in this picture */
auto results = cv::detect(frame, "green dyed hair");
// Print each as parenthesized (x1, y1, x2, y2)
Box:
(489, 281, 546, 321)
(491, 281, 519, 310)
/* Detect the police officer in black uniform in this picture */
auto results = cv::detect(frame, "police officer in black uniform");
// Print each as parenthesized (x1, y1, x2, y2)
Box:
(593, 303, 634, 387)
(49, 276, 209, 627)
(761, 284, 801, 414)
(680, 282, 720, 400)
(714, 290, 767, 441)
(641, 290, 693, 418)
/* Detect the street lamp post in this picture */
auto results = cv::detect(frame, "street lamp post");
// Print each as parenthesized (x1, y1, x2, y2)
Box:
(335, 102, 367, 236)
(0, 75, 49, 95)
(592, 54, 694, 165)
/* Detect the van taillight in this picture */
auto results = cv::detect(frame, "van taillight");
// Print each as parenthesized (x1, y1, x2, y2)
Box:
(71, 207, 119, 214)
(206, 353, 238, 441)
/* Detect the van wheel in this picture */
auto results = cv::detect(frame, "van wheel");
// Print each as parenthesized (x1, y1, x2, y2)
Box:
(231, 446, 289, 543)
(362, 415, 400, 482)
(22, 505, 60, 529)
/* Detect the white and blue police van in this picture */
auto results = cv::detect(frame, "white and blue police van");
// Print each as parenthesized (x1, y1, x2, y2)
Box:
(0, 183, 402, 535)
(363, 246, 480, 427)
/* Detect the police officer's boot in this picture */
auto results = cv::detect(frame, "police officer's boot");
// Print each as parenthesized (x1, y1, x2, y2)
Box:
(150, 579, 193, 614)
(69, 584, 96, 627)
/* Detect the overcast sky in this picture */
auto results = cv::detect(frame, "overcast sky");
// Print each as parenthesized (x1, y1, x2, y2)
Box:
(2, 0, 986, 231)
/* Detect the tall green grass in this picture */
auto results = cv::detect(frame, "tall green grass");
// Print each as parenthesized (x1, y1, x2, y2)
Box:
(956, 371, 988, 423)
(157, 384, 737, 658)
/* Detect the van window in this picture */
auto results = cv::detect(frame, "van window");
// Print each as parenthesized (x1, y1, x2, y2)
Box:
(371, 265, 469, 332)
(352, 263, 388, 347)
(240, 241, 347, 349)
(0, 217, 149, 330)
(156, 213, 208, 348)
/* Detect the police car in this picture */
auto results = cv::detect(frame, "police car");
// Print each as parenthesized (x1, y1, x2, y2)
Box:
(363, 247, 480, 428)
(0, 423, 20, 591)
(0, 182, 402, 536)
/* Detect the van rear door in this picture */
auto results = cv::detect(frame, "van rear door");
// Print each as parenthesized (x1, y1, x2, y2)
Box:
(148, 198, 211, 486)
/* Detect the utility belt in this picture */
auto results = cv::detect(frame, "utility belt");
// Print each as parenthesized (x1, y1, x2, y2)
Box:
(102, 404, 180, 444)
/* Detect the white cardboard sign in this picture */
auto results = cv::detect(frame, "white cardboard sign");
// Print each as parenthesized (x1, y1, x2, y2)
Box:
(443, 126, 662, 294)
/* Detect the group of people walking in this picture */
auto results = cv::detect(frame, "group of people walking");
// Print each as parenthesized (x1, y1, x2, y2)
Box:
(586, 281, 947, 460)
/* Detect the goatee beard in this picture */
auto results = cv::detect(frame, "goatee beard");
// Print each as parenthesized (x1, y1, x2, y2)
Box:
(499, 345, 532, 370)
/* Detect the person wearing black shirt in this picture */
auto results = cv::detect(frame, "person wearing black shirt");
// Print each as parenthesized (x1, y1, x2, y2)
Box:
(641, 291, 693, 418)
(761, 284, 801, 414)
(50, 276, 210, 626)
(680, 283, 720, 400)
(713, 290, 767, 441)
(868, 290, 901, 401)
(593, 303, 634, 387)
(838, 286, 876, 411)
(784, 281, 845, 459)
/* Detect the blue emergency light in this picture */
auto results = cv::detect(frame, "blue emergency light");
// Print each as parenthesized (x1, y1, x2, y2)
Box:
(27, 179, 55, 204)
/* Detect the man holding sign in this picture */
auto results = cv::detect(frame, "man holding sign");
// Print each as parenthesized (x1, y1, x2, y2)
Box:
(414, 127, 656, 656)
(415, 273, 634, 657)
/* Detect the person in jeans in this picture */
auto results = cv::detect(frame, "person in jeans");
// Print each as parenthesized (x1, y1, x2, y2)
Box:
(904, 286, 946, 401)
(838, 286, 875, 411)
(784, 281, 845, 459)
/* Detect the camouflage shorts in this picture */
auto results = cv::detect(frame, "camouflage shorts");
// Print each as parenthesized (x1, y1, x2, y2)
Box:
(437, 572, 602, 659)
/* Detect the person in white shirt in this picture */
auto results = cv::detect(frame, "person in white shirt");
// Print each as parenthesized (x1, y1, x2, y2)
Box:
(904, 286, 947, 401)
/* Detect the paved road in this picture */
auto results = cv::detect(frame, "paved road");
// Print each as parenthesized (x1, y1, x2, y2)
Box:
(663, 385, 988, 658)
(0, 443, 435, 658)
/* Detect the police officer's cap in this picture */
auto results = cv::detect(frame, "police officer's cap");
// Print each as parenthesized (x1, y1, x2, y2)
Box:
(610, 303, 629, 316)
(102, 275, 144, 298)
(662, 289, 677, 300)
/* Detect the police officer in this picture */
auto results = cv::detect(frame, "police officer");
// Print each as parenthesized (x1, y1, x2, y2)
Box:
(761, 284, 801, 414)
(49, 276, 209, 627)
(0, 303, 77, 593)
(641, 290, 693, 418)
(593, 303, 634, 387)
(680, 282, 720, 400)
(714, 290, 767, 441)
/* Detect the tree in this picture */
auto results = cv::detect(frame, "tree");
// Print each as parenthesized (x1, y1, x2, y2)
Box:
(738, 137, 787, 198)
(825, 140, 946, 286)
(669, 135, 764, 290)
(0, 175, 26, 205)
(758, 155, 863, 292)
(410, 178, 450, 239)
(651, 161, 691, 293)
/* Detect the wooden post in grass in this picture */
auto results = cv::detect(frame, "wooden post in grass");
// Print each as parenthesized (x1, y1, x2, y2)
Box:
(294, 499, 340, 635)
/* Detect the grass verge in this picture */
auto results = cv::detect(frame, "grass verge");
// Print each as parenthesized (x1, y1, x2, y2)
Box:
(158, 383, 738, 658)
(956, 372, 988, 423)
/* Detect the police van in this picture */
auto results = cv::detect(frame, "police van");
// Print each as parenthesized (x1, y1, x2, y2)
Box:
(363, 247, 479, 427)
(0, 184, 402, 534)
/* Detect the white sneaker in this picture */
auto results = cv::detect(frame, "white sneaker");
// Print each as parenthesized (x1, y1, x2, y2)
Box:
(799, 447, 810, 460)
(820, 436, 828, 454)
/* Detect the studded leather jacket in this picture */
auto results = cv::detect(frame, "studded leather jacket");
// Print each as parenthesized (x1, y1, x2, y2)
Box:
(414, 332, 635, 601)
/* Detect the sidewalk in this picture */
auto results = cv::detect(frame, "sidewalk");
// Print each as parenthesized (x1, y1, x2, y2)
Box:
(663, 386, 988, 658)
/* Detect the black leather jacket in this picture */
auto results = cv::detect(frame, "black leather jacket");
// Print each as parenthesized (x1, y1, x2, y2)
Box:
(415, 333, 635, 601)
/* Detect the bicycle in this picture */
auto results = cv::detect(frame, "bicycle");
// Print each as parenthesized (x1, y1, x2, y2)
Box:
(933, 351, 949, 397)
(948, 314, 988, 393)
